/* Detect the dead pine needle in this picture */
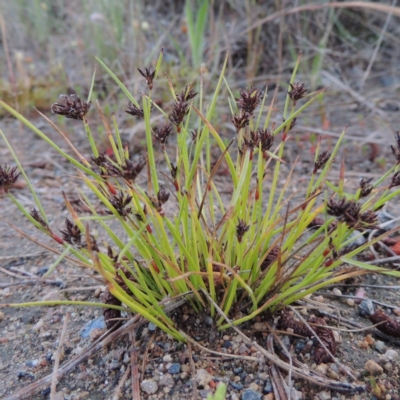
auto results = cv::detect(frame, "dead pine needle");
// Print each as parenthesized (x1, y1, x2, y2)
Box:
(50, 312, 70, 400)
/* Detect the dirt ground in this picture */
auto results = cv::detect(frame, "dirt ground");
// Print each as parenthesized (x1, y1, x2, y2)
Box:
(1, 81, 400, 400)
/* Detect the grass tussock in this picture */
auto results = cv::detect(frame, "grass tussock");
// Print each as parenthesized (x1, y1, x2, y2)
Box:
(1, 51, 400, 342)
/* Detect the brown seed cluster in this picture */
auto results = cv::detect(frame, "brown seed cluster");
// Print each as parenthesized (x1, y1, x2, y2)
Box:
(390, 171, 400, 189)
(0, 164, 20, 193)
(148, 188, 170, 213)
(231, 113, 250, 132)
(288, 82, 308, 105)
(309, 317, 336, 364)
(359, 177, 373, 197)
(30, 208, 49, 230)
(326, 198, 378, 230)
(369, 309, 400, 338)
(236, 219, 250, 243)
(51, 94, 91, 120)
(261, 245, 280, 271)
(313, 151, 331, 174)
(138, 67, 156, 90)
(236, 87, 262, 116)
(154, 123, 172, 148)
(278, 310, 336, 364)
(125, 101, 153, 118)
(391, 131, 400, 164)
(60, 218, 82, 246)
(121, 158, 146, 181)
(108, 192, 133, 218)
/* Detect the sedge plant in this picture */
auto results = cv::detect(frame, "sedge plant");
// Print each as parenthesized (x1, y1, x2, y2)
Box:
(1, 51, 400, 341)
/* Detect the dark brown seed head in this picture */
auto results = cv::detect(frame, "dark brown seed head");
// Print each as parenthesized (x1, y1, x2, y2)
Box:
(169, 101, 190, 128)
(259, 129, 274, 154)
(121, 158, 146, 181)
(30, 208, 49, 230)
(51, 94, 91, 120)
(177, 85, 198, 102)
(236, 87, 262, 115)
(359, 210, 378, 229)
(60, 218, 82, 246)
(261, 245, 280, 271)
(326, 198, 351, 217)
(359, 177, 373, 197)
(154, 123, 172, 147)
(313, 150, 331, 174)
(107, 192, 132, 218)
(157, 187, 170, 205)
(191, 128, 202, 142)
(340, 200, 361, 228)
(288, 82, 308, 105)
(390, 171, 400, 189)
(236, 219, 250, 243)
(231, 113, 250, 132)
(91, 154, 108, 167)
(126, 102, 144, 118)
(126, 101, 153, 118)
(391, 131, 400, 164)
(283, 117, 297, 131)
(0, 164, 20, 193)
(170, 163, 178, 180)
(137, 67, 156, 90)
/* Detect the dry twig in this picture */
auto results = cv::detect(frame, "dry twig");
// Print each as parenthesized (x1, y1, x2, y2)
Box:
(50, 312, 70, 400)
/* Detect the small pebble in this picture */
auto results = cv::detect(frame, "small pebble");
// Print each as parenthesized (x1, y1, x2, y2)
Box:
(25, 360, 39, 367)
(317, 390, 331, 400)
(332, 288, 342, 296)
(365, 335, 375, 346)
(315, 363, 328, 375)
(168, 363, 181, 374)
(253, 322, 264, 330)
(365, 360, 383, 375)
(148, 322, 156, 332)
(195, 368, 214, 387)
(223, 340, 232, 348)
(204, 316, 213, 325)
(374, 341, 387, 354)
(383, 362, 392, 372)
(33, 318, 44, 332)
(180, 372, 189, 380)
(356, 340, 369, 349)
(346, 298, 355, 307)
(359, 299, 374, 317)
(354, 287, 365, 304)
(295, 341, 306, 354)
(393, 308, 400, 316)
(328, 368, 339, 380)
(233, 335, 243, 343)
(241, 389, 262, 400)
(230, 382, 243, 390)
(159, 373, 174, 387)
(80, 317, 106, 338)
(263, 379, 272, 394)
(140, 379, 158, 394)
(380, 349, 399, 362)
(238, 343, 248, 354)
(248, 382, 259, 391)
(163, 354, 173, 363)
(314, 295, 325, 303)
(233, 367, 244, 374)
(332, 331, 341, 343)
